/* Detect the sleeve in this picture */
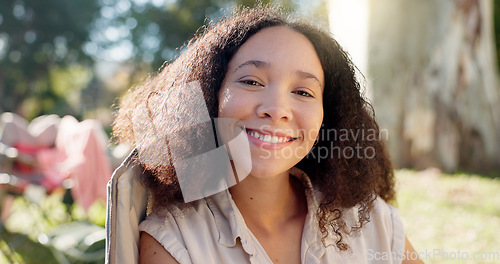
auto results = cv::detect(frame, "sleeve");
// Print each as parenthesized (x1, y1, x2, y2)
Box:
(139, 210, 193, 264)
(386, 203, 406, 259)
(363, 197, 406, 264)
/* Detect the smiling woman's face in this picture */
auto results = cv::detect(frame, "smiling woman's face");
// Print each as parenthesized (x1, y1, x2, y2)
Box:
(218, 26, 324, 178)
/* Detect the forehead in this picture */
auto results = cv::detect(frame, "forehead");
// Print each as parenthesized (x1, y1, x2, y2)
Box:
(233, 26, 317, 61)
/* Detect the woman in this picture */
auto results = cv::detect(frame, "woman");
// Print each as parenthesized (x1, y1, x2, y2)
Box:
(113, 6, 423, 264)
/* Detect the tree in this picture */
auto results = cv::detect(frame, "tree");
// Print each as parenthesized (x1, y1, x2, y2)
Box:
(333, 0, 500, 172)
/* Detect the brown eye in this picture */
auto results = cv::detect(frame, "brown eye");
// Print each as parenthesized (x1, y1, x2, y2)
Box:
(240, 80, 262, 86)
(294, 90, 314, 98)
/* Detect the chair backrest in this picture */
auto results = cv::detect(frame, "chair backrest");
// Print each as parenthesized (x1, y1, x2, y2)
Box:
(105, 149, 148, 264)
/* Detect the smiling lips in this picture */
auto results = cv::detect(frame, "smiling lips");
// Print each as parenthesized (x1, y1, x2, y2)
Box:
(245, 128, 297, 145)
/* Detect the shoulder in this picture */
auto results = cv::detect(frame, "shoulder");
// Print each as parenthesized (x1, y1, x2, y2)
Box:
(138, 199, 218, 263)
(360, 197, 406, 257)
(138, 191, 241, 263)
(139, 197, 218, 238)
(369, 197, 404, 236)
(364, 196, 398, 218)
(324, 198, 406, 263)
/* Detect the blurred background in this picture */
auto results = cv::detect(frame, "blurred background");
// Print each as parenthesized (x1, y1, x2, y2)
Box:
(0, 0, 499, 263)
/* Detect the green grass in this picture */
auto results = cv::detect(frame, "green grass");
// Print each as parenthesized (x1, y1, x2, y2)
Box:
(397, 168, 500, 264)
(1, 169, 499, 263)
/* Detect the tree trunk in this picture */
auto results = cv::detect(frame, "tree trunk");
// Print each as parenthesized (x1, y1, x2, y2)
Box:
(331, 0, 500, 172)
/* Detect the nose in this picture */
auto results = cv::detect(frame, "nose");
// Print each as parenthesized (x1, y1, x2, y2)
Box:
(256, 86, 293, 122)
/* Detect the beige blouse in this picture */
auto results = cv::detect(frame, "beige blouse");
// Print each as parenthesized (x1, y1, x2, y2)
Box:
(139, 168, 405, 264)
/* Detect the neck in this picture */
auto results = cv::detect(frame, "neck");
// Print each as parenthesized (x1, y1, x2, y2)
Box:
(229, 170, 307, 233)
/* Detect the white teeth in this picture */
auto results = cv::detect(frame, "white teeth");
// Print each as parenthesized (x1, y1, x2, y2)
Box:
(247, 130, 292, 143)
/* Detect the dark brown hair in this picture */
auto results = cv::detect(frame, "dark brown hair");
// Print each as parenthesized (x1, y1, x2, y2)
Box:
(113, 5, 395, 251)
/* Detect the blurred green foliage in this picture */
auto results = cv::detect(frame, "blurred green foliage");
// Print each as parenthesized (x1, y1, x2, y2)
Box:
(0, 0, 100, 120)
(0, 0, 328, 123)
(0, 230, 58, 263)
(1, 191, 107, 264)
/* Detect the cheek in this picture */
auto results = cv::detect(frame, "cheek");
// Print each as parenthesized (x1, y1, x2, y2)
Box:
(218, 85, 233, 116)
(302, 106, 323, 140)
(218, 86, 248, 118)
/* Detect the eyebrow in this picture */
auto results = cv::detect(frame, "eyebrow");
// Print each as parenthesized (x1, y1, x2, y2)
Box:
(234, 60, 270, 72)
(296, 70, 322, 87)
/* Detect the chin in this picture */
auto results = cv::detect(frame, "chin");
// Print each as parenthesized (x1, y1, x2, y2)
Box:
(245, 159, 295, 180)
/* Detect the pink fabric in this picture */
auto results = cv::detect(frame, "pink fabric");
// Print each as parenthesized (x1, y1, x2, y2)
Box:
(36, 148, 67, 191)
(37, 116, 112, 211)
(0, 112, 60, 148)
